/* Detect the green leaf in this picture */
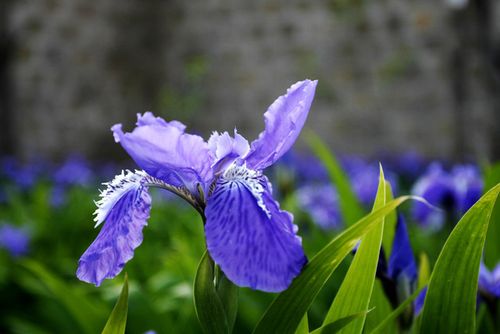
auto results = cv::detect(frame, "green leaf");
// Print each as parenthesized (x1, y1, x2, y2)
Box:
(364, 281, 397, 334)
(102, 274, 129, 334)
(305, 131, 365, 226)
(322, 167, 386, 334)
(311, 311, 370, 334)
(194, 251, 229, 334)
(420, 184, 500, 333)
(216, 270, 239, 333)
(417, 253, 430, 290)
(381, 182, 397, 260)
(252, 195, 412, 334)
(19, 260, 104, 334)
(370, 287, 424, 334)
(484, 162, 500, 267)
(295, 314, 309, 334)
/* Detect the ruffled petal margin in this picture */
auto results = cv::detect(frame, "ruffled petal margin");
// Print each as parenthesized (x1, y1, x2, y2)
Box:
(204, 171, 307, 292)
(77, 177, 151, 286)
(112, 112, 213, 194)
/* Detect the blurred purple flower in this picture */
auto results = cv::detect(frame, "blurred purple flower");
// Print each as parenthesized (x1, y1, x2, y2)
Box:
(451, 164, 483, 216)
(410, 163, 455, 230)
(478, 262, 500, 298)
(0, 157, 45, 189)
(53, 156, 94, 187)
(0, 224, 30, 257)
(342, 159, 399, 208)
(296, 184, 342, 230)
(77, 80, 317, 292)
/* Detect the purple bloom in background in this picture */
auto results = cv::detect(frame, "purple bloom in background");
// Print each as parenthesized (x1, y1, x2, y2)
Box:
(0, 224, 30, 257)
(410, 163, 455, 230)
(77, 80, 317, 292)
(343, 159, 399, 208)
(53, 156, 94, 187)
(450, 164, 483, 216)
(478, 262, 500, 298)
(296, 184, 342, 230)
(0, 157, 45, 189)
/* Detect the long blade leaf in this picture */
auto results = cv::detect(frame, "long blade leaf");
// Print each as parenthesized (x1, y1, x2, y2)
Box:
(322, 167, 386, 333)
(102, 274, 129, 334)
(419, 184, 500, 333)
(252, 195, 412, 334)
(370, 287, 424, 334)
(194, 251, 229, 334)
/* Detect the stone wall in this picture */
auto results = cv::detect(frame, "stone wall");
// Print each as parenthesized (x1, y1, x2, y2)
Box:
(3, 0, 500, 161)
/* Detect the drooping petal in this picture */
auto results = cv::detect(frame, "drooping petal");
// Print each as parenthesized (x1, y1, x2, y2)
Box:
(77, 172, 151, 286)
(244, 80, 317, 170)
(207, 130, 250, 173)
(205, 165, 307, 292)
(388, 215, 417, 282)
(112, 112, 213, 194)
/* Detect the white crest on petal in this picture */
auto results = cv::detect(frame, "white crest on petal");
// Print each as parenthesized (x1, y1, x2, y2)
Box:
(221, 163, 271, 218)
(93, 170, 148, 227)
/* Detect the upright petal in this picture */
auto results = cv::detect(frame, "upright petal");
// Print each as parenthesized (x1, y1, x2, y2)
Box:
(77, 171, 151, 286)
(205, 165, 307, 292)
(207, 130, 250, 173)
(112, 112, 213, 194)
(244, 80, 318, 170)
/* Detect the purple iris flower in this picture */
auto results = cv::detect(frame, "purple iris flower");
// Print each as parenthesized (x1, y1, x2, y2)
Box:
(388, 216, 417, 283)
(410, 163, 455, 230)
(450, 164, 483, 216)
(296, 184, 342, 230)
(0, 224, 30, 257)
(77, 80, 317, 292)
(478, 262, 500, 298)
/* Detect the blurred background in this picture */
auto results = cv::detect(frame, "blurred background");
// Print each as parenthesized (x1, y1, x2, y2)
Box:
(1, 1, 500, 333)
(1, 0, 499, 162)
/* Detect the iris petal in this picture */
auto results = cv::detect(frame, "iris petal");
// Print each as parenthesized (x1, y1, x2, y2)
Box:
(244, 80, 317, 170)
(112, 112, 213, 194)
(207, 130, 250, 172)
(388, 215, 417, 282)
(77, 183, 151, 286)
(205, 167, 307, 292)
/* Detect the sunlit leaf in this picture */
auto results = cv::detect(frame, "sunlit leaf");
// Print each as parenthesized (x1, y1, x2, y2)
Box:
(382, 182, 397, 260)
(417, 253, 430, 290)
(420, 184, 500, 333)
(102, 274, 129, 334)
(370, 286, 424, 334)
(322, 167, 386, 334)
(311, 311, 370, 334)
(253, 195, 412, 334)
(295, 314, 308, 334)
